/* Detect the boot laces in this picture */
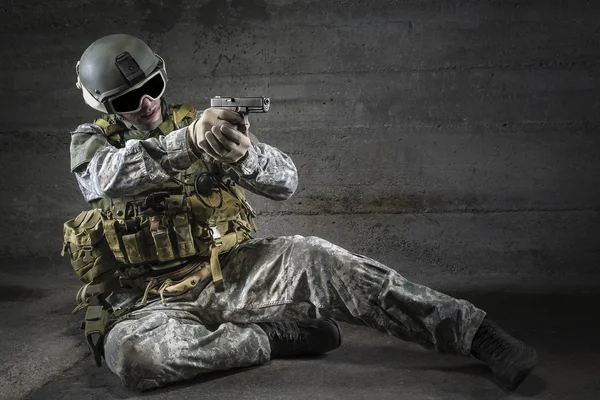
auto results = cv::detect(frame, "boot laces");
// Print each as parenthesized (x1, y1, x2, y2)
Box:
(481, 331, 511, 359)
(475, 321, 516, 360)
(263, 321, 308, 352)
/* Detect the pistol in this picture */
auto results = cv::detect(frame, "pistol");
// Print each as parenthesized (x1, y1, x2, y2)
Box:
(210, 96, 270, 130)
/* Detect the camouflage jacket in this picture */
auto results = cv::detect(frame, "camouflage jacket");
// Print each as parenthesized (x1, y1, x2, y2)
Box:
(69, 107, 298, 203)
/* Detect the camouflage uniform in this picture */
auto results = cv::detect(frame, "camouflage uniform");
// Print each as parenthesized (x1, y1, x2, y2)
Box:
(71, 116, 486, 390)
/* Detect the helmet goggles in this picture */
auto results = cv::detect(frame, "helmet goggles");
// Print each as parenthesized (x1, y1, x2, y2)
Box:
(104, 69, 166, 114)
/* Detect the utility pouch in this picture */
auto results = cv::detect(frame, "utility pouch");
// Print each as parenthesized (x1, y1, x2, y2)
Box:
(150, 215, 176, 261)
(103, 219, 128, 264)
(173, 212, 196, 258)
(83, 305, 110, 367)
(62, 209, 122, 285)
(121, 231, 149, 264)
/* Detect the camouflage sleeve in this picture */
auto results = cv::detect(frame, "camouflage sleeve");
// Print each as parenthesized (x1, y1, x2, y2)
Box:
(193, 109, 297, 200)
(71, 123, 198, 202)
(221, 139, 298, 201)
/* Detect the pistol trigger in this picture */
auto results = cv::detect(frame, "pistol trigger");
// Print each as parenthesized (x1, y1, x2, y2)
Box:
(243, 114, 250, 131)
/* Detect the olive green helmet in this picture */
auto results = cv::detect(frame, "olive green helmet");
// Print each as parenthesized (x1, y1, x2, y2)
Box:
(75, 34, 168, 114)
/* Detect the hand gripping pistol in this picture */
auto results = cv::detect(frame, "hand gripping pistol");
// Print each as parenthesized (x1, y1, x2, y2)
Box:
(210, 96, 270, 131)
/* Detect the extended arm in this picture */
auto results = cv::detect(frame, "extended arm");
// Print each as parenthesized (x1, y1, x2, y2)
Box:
(71, 123, 196, 202)
(188, 108, 298, 201)
(221, 140, 298, 201)
(72, 119, 298, 203)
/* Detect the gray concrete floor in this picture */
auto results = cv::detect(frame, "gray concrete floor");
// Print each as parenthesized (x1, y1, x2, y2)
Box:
(1, 262, 599, 400)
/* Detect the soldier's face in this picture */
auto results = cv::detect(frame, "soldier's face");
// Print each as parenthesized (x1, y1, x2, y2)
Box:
(120, 97, 162, 128)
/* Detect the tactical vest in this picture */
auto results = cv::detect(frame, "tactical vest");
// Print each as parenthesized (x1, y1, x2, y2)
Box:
(63, 104, 257, 311)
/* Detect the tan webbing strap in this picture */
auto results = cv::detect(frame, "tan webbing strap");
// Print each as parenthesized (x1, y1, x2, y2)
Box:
(141, 278, 158, 306)
(210, 245, 224, 292)
(209, 225, 224, 291)
(157, 119, 176, 135)
(103, 220, 127, 263)
(157, 279, 173, 305)
(173, 104, 194, 126)
(83, 306, 110, 367)
(72, 282, 93, 314)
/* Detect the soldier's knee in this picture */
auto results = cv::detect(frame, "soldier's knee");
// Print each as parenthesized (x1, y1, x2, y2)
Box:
(104, 323, 162, 390)
(297, 235, 336, 253)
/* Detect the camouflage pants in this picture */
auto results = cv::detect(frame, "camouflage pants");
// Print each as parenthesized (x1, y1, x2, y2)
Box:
(104, 235, 486, 390)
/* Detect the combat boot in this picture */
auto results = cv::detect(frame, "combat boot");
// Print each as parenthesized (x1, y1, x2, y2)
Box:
(471, 317, 538, 391)
(257, 319, 342, 358)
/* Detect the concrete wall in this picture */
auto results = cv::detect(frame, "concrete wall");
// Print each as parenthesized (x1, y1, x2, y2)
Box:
(0, 0, 599, 279)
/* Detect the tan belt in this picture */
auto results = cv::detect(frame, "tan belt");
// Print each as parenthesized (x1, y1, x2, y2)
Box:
(141, 259, 213, 305)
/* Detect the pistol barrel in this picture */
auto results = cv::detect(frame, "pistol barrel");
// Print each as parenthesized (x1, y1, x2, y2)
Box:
(210, 96, 270, 113)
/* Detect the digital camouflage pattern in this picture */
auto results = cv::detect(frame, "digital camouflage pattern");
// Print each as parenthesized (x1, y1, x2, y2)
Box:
(70, 112, 486, 391)
(105, 314, 270, 390)
(70, 124, 298, 202)
(104, 235, 485, 390)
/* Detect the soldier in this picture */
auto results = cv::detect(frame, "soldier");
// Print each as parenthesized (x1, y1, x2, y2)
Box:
(66, 34, 537, 392)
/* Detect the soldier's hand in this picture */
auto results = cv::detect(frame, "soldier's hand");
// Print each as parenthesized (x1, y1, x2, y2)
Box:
(199, 123, 251, 164)
(186, 108, 244, 155)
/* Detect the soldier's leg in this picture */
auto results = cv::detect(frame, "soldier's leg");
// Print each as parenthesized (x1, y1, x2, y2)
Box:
(103, 309, 270, 390)
(196, 235, 484, 355)
(195, 235, 536, 390)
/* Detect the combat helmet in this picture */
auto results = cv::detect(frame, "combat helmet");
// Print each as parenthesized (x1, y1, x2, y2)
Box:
(75, 34, 168, 114)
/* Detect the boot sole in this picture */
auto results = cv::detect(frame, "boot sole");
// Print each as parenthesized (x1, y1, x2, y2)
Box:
(325, 318, 343, 348)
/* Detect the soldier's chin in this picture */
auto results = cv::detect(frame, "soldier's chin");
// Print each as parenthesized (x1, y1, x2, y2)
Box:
(139, 108, 161, 125)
